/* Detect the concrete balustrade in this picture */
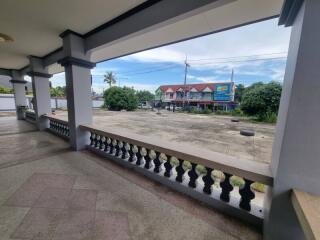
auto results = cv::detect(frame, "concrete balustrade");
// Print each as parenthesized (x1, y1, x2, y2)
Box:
(80, 123, 273, 228)
(45, 115, 70, 140)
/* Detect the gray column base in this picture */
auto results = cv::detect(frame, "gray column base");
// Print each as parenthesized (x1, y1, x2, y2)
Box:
(37, 116, 50, 131)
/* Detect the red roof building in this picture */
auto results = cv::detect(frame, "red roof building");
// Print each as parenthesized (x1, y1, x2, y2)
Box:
(156, 82, 235, 107)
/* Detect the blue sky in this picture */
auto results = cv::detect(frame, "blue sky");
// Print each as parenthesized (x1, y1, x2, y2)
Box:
(50, 18, 291, 93)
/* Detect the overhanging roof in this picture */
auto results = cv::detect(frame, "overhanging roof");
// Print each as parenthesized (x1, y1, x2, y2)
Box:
(0, 0, 284, 75)
(0, 0, 146, 70)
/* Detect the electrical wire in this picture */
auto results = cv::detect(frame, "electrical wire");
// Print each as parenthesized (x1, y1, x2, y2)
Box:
(92, 52, 288, 77)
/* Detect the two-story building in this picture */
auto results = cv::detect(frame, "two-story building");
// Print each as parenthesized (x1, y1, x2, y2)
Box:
(155, 82, 236, 110)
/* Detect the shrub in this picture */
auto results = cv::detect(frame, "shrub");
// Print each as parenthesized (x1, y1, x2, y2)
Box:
(189, 107, 212, 114)
(256, 112, 277, 123)
(103, 86, 138, 111)
(183, 161, 192, 170)
(215, 110, 231, 115)
(202, 108, 212, 114)
(190, 107, 200, 114)
(241, 82, 282, 117)
(136, 90, 154, 102)
(0, 86, 13, 94)
(212, 170, 225, 181)
(230, 176, 245, 188)
(251, 182, 265, 193)
(170, 157, 179, 166)
(196, 164, 206, 174)
(231, 108, 244, 116)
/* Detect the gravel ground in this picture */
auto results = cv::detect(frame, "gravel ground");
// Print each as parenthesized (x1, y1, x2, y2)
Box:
(55, 109, 275, 164)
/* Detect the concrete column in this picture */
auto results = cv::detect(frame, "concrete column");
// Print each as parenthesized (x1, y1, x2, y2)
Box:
(58, 30, 95, 150)
(264, 1, 320, 239)
(10, 70, 27, 120)
(28, 56, 52, 130)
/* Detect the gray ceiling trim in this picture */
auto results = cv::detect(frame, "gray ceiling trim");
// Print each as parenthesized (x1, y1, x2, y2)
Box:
(10, 80, 27, 84)
(0, 68, 12, 77)
(59, 30, 84, 39)
(58, 57, 96, 69)
(85, 0, 230, 51)
(27, 71, 53, 78)
(43, 48, 64, 67)
(19, 66, 31, 76)
(279, 0, 304, 27)
(84, 0, 162, 38)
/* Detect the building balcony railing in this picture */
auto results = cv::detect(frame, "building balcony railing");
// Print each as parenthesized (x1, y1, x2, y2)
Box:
(25, 110, 36, 123)
(36, 115, 273, 228)
(45, 115, 70, 140)
(79, 124, 273, 227)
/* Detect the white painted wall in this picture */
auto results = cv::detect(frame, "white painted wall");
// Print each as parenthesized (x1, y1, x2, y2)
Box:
(0, 95, 104, 110)
(0, 94, 15, 111)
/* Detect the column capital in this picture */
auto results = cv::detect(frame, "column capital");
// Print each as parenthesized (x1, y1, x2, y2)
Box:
(59, 29, 83, 39)
(58, 56, 96, 69)
(10, 79, 27, 84)
(27, 71, 52, 78)
(279, 0, 304, 27)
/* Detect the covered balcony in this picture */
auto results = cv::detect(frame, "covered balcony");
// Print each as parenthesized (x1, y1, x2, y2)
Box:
(0, 116, 263, 240)
(1, 0, 320, 240)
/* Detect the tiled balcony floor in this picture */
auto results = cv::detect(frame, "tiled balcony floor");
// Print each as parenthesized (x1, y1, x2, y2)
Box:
(0, 117, 261, 240)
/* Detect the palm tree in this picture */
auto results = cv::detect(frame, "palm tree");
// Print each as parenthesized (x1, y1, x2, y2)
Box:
(104, 71, 116, 87)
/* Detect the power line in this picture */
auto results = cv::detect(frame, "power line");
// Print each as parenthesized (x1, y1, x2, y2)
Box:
(190, 56, 286, 66)
(187, 52, 287, 62)
(109, 65, 181, 76)
(90, 53, 287, 77)
(124, 56, 287, 76)
(115, 63, 177, 74)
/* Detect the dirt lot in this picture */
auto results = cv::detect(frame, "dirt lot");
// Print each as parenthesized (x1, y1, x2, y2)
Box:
(55, 109, 275, 164)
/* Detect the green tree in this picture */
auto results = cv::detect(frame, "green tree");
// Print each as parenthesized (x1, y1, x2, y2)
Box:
(50, 86, 66, 97)
(103, 86, 138, 111)
(104, 71, 117, 87)
(136, 90, 154, 102)
(0, 86, 13, 94)
(241, 81, 282, 119)
(234, 84, 245, 102)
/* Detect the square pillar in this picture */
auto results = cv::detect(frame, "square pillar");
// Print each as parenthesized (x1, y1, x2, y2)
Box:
(264, 0, 320, 239)
(58, 31, 96, 150)
(10, 70, 27, 120)
(28, 56, 53, 130)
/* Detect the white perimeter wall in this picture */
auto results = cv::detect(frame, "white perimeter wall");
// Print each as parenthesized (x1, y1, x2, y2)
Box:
(0, 95, 104, 111)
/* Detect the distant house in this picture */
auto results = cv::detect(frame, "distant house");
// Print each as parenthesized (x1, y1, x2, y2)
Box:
(155, 82, 237, 110)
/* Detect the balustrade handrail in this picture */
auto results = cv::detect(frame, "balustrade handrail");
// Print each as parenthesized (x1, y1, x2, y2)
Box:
(44, 114, 70, 139)
(292, 190, 320, 240)
(80, 124, 273, 186)
(44, 114, 68, 125)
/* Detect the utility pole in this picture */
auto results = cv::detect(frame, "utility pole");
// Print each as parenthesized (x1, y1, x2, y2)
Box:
(230, 69, 234, 82)
(183, 56, 190, 109)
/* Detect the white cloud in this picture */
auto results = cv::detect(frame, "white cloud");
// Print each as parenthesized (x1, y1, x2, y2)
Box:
(50, 18, 291, 92)
(50, 72, 66, 87)
(91, 82, 158, 94)
(49, 72, 158, 94)
(270, 67, 286, 82)
(119, 82, 159, 93)
(24, 76, 32, 82)
(120, 18, 291, 72)
(91, 66, 120, 76)
(188, 74, 228, 83)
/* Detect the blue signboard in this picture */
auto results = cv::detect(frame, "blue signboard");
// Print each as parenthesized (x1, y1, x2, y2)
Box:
(214, 83, 233, 101)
